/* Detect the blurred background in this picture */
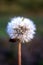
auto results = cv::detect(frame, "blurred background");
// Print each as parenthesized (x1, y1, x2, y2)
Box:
(0, 0, 43, 65)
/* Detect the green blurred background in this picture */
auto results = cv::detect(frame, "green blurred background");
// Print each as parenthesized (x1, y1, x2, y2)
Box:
(0, 0, 43, 65)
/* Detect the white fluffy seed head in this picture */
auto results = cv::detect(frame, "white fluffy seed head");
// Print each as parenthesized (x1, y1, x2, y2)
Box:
(6, 17, 36, 43)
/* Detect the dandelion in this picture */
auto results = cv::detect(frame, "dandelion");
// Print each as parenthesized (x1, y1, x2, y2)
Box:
(7, 17, 36, 43)
(6, 17, 36, 65)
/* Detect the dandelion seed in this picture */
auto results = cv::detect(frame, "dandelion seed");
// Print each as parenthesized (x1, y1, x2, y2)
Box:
(7, 17, 36, 43)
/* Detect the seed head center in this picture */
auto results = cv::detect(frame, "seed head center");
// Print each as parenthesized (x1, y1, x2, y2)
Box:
(17, 26, 28, 35)
(14, 26, 29, 35)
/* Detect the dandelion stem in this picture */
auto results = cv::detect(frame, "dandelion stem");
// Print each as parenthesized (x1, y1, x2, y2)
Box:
(18, 40, 21, 65)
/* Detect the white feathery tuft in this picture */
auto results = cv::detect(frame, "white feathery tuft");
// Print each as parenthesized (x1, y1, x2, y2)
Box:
(6, 17, 36, 43)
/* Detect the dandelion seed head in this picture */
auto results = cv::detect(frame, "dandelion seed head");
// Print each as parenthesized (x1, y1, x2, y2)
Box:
(7, 17, 36, 43)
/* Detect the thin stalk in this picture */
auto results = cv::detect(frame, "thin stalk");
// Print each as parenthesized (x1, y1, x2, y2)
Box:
(18, 40, 21, 65)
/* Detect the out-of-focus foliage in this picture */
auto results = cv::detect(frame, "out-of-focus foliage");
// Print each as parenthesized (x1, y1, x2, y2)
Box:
(18, 0, 43, 10)
(0, 0, 43, 13)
